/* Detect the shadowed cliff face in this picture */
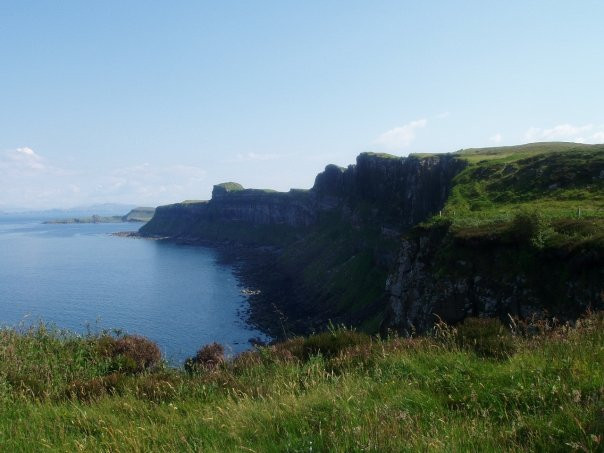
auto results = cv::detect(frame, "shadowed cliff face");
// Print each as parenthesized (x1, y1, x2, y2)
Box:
(383, 225, 604, 335)
(314, 153, 466, 229)
(138, 145, 603, 337)
(138, 152, 466, 336)
(141, 153, 466, 240)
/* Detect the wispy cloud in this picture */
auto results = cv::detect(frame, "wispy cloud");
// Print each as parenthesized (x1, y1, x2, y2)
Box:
(523, 123, 604, 143)
(0, 147, 208, 209)
(1, 147, 46, 173)
(592, 130, 604, 143)
(434, 111, 450, 119)
(97, 163, 207, 202)
(226, 152, 284, 163)
(489, 133, 503, 144)
(374, 119, 427, 150)
(0, 147, 77, 208)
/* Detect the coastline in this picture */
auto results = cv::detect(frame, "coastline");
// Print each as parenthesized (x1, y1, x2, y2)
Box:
(112, 230, 295, 341)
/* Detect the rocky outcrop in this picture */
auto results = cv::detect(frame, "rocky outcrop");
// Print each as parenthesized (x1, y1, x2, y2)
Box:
(313, 153, 466, 229)
(138, 152, 466, 336)
(141, 152, 466, 240)
(122, 207, 155, 222)
(383, 226, 604, 334)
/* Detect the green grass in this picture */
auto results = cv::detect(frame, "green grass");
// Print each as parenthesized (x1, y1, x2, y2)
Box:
(455, 141, 596, 163)
(361, 151, 400, 159)
(0, 314, 602, 451)
(423, 143, 604, 251)
(215, 182, 244, 192)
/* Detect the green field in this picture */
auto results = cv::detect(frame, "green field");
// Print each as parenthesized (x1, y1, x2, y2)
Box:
(444, 142, 604, 222)
(421, 142, 604, 253)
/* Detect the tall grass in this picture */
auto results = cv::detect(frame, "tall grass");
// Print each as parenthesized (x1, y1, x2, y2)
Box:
(0, 314, 602, 451)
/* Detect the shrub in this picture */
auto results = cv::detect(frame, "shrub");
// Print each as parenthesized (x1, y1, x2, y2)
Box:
(97, 335, 161, 373)
(301, 328, 371, 359)
(231, 350, 263, 371)
(135, 373, 180, 402)
(268, 337, 306, 362)
(510, 209, 553, 248)
(456, 317, 516, 359)
(185, 342, 225, 372)
(4, 370, 47, 399)
(326, 342, 376, 373)
(65, 373, 127, 401)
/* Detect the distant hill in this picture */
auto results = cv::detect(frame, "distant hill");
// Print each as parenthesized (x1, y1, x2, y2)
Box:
(122, 207, 156, 222)
(4, 203, 139, 219)
(43, 207, 155, 224)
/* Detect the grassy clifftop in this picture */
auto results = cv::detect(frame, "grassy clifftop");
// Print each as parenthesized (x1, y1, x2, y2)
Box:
(0, 314, 602, 451)
(429, 142, 604, 252)
(449, 142, 603, 219)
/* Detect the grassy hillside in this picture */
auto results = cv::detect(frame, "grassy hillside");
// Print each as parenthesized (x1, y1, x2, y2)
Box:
(446, 142, 604, 221)
(456, 141, 595, 163)
(275, 212, 396, 333)
(0, 314, 602, 451)
(123, 207, 155, 222)
(429, 142, 604, 253)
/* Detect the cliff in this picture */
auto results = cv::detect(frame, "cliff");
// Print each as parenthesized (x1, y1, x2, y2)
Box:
(140, 143, 604, 336)
(383, 222, 604, 335)
(140, 152, 465, 335)
(142, 153, 464, 239)
(383, 142, 604, 333)
(122, 207, 155, 222)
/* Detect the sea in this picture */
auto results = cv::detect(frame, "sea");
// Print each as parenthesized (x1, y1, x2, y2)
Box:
(0, 216, 269, 363)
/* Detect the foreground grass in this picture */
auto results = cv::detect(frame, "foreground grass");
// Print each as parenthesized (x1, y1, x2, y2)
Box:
(0, 315, 603, 452)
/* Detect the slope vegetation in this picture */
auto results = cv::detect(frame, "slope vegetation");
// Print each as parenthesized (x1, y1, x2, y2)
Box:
(383, 142, 603, 334)
(0, 314, 602, 451)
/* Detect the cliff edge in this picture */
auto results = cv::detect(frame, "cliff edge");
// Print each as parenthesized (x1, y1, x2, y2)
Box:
(140, 143, 604, 336)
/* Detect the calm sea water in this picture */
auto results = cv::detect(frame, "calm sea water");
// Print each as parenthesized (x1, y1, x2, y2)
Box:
(0, 217, 268, 363)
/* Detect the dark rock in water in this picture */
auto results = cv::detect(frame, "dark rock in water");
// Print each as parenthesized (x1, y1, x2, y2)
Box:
(248, 337, 266, 347)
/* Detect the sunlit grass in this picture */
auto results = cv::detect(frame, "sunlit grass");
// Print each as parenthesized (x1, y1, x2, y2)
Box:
(0, 314, 602, 451)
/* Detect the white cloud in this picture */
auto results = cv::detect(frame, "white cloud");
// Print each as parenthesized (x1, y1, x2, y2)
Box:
(0, 147, 78, 209)
(227, 152, 284, 163)
(98, 163, 207, 202)
(374, 119, 427, 150)
(523, 123, 604, 143)
(489, 133, 503, 144)
(0, 147, 46, 172)
(0, 147, 208, 209)
(434, 111, 450, 119)
(592, 131, 604, 142)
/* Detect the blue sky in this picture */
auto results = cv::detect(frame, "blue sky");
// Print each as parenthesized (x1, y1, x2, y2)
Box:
(1, 1, 603, 209)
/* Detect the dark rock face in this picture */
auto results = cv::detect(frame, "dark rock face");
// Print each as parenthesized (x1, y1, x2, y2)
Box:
(138, 152, 467, 336)
(207, 189, 317, 227)
(383, 229, 604, 335)
(142, 152, 466, 239)
(312, 153, 466, 228)
(139, 150, 602, 335)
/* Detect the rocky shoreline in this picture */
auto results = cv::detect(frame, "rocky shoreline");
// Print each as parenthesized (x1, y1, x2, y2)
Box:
(113, 231, 303, 341)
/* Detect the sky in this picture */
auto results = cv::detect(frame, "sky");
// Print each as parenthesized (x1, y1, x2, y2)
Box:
(1, 1, 603, 210)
